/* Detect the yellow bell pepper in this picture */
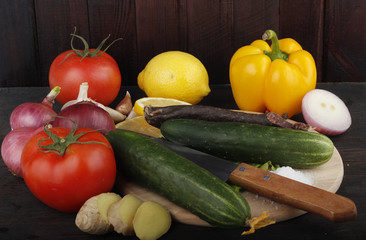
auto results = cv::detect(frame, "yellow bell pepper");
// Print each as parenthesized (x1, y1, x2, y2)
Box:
(229, 30, 317, 118)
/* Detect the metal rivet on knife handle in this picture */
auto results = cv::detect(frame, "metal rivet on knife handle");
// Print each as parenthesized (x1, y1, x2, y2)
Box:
(239, 167, 246, 172)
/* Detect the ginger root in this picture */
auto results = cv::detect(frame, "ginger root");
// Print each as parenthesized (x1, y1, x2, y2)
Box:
(133, 201, 172, 240)
(75, 193, 171, 240)
(108, 194, 143, 235)
(75, 192, 121, 234)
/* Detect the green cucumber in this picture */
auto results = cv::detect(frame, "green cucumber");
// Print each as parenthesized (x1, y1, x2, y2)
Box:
(105, 129, 250, 228)
(160, 119, 334, 169)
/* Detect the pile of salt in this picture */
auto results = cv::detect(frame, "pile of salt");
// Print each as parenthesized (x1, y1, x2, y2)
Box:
(271, 166, 314, 186)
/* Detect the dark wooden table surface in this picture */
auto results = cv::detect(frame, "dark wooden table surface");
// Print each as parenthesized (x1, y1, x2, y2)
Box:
(0, 83, 365, 240)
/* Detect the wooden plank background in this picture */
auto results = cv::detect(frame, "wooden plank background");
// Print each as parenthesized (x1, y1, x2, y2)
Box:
(0, 0, 365, 88)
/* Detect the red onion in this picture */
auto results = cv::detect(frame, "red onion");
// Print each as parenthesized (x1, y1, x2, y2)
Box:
(1, 127, 44, 177)
(62, 82, 126, 122)
(53, 102, 116, 134)
(302, 89, 352, 135)
(10, 86, 61, 130)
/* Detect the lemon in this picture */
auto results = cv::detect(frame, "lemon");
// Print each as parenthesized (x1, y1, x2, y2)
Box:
(137, 51, 210, 104)
(115, 116, 162, 138)
(133, 97, 191, 116)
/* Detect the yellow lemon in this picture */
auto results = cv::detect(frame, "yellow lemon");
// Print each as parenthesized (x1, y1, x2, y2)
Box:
(115, 116, 162, 138)
(133, 97, 191, 116)
(137, 51, 210, 104)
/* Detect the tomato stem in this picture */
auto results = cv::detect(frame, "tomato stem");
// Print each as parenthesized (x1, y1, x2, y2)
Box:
(262, 30, 289, 61)
(60, 27, 123, 63)
(38, 116, 108, 156)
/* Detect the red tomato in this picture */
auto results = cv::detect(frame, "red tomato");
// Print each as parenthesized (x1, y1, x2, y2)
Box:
(49, 49, 121, 106)
(21, 127, 116, 212)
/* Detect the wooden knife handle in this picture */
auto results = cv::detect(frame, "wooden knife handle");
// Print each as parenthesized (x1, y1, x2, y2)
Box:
(229, 163, 357, 222)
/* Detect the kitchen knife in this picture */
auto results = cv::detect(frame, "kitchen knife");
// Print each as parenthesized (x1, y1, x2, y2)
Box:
(152, 138, 357, 222)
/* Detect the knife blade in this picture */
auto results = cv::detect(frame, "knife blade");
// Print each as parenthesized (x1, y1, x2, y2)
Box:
(152, 138, 357, 222)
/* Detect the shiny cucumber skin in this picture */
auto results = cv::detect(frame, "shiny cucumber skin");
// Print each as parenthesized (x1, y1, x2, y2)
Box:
(105, 129, 251, 228)
(160, 119, 334, 169)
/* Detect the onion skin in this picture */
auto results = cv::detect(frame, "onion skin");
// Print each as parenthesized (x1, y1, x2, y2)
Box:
(1, 127, 44, 177)
(61, 82, 126, 122)
(53, 102, 116, 134)
(116, 91, 133, 115)
(10, 103, 56, 130)
(9, 87, 60, 130)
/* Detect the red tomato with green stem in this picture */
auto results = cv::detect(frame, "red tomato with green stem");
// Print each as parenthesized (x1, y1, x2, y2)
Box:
(49, 29, 122, 106)
(21, 118, 116, 213)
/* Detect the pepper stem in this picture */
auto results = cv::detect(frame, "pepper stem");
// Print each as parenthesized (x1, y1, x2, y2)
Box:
(37, 116, 108, 156)
(262, 30, 289, 61)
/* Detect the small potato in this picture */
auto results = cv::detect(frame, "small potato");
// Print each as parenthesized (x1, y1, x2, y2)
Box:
(108, 194, 143, 235)
(133, 201, 172, 240)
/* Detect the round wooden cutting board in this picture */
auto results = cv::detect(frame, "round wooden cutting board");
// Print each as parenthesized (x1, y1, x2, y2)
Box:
(115, 146, 343, 226)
